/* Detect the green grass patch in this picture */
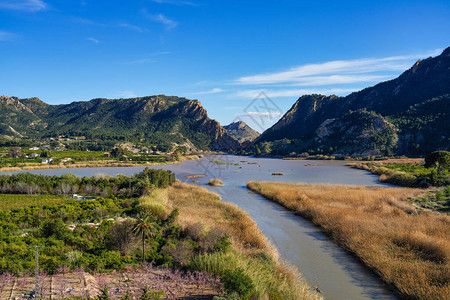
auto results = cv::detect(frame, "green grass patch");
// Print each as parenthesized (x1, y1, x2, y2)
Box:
(0, 194, 63, 210)
(407, 186, 450, 213)
(383, 163, 449, 177)
(190, 251, 310, 300)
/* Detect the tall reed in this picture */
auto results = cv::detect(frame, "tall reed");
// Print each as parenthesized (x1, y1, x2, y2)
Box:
(247, 181, 450, 299)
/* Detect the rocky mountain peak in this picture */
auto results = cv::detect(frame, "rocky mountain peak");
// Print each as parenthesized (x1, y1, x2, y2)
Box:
(223, 121, 259, 143)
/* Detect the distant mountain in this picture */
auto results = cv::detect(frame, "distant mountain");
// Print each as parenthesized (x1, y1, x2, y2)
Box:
(223, 121, 259, 143)
(0, 95, 240, 151)
(255, 47, 450, 156)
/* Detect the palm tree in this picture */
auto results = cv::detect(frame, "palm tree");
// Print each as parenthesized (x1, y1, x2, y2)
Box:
(133, 212, 154, 264)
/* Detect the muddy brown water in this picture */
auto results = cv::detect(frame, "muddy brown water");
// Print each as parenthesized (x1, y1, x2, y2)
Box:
(8, 155, 397, 299)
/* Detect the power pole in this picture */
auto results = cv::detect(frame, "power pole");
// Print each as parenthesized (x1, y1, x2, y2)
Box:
(29, 246, 44, 300)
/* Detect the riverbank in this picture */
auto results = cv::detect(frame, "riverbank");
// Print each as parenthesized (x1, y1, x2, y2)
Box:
(0, 155, 201, 173)
(165, 182, 321, 299)
(348, 159, 449, 187)
(247, 181, 450, 300)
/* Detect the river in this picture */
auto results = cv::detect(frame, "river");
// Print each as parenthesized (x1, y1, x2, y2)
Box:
(8, 155, 396, 299)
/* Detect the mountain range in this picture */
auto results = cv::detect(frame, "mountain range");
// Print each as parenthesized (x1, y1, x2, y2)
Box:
(1, 47, 449, 156)
(0, 95, 240, 151)
(254, 47, 450, 156)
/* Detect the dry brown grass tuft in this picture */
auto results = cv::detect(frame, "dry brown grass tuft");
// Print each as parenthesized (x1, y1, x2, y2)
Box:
(207, 178, 224, 186)
(247, 181, 450, 299)
(167, 182, 321, 299)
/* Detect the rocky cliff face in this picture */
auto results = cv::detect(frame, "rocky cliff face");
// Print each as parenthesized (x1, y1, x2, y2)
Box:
(255, 47, 450, 155)
(223, 121, 259, 143)
(0, 95, 240, 151)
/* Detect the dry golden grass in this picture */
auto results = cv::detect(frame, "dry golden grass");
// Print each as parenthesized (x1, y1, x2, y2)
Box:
(247, 181, 450, 300)
(165, 182, 321, 299)
(0, 159, 192, 173)
(372, 158, 425, 164)
(207, 178, 224, 187)
(168, 182, 267, 251)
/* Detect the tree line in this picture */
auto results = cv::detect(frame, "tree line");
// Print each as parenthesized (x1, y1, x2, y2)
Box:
(0, 167, 176, 197)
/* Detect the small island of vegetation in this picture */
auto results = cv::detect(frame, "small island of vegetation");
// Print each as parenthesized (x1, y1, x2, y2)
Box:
(207, 179, 225, 187)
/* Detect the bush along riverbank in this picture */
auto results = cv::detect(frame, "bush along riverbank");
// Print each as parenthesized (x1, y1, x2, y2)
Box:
(348, 152, 450, 188)
(247, 181, 450, 300)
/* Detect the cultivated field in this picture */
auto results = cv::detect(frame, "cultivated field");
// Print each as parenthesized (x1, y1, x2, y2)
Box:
(0, 194, 63, 210)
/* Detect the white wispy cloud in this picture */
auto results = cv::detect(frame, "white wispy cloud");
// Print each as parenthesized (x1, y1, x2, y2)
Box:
(0, 30, 17, 41)
(244, 111, 284, 117)
(151, 0, 196, 6)
(235, 50, 441, 86)
(0, 0, 47, 11)
(278, 74, 391, 87)
(193, 88, 225, 95)
(124, 58, 157, 65)
(118, 22, 144, 32)
(115, 91, 137, 98)
(123, 52, 171, 65)
(87, 37, 99, 44)
(72, 17, 106, 27)
(236, 88, 359, 99)
(148, 51, 172, 56)
(143, 10, 178, 30)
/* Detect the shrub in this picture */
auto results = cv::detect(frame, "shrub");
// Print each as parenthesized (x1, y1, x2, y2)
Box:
(221, 268, 254, 299)
(213, 234, 232, 254)
(162, 241, 194, 267)
(140, 286, 165, 300)
(105, 220, 136, 255)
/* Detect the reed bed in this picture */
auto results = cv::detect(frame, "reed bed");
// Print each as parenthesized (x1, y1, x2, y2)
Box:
(247, 181, 450, 299)
(165, 182, 320, 299)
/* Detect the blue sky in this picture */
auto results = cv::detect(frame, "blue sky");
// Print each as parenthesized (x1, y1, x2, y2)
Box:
(1, 0, 449, 131)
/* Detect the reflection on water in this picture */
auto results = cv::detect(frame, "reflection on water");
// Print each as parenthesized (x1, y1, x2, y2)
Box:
(7, 155, 396, 299)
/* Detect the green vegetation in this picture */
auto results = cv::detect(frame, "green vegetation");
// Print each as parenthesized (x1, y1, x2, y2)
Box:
(425, 151, 450, 175)
(352, 159, 450, 188)
(0, 170, 318, 299)
(0, 169, 180, 275)
(407, 186, 450, 213)
(0, 167, 175, 197)
(0, 194, 62, 210)
(0, 95, 240, 152)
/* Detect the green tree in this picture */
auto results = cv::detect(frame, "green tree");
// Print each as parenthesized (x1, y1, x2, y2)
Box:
(254, 145, 261, 156)
(425, 151, 450, 175)
(7, 147, 21, 158)
(111, 147, 124, 158)
(121, 290, 132, 300)
(40, 150, 50, 158)
(133, 212, 154, 263)
(140, 286, 164, 300)
(97, 285, 110, 300)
